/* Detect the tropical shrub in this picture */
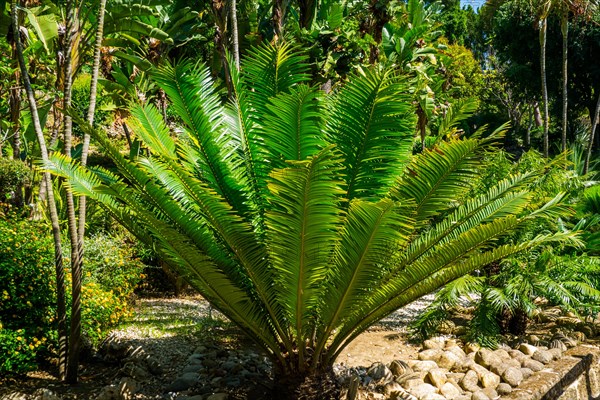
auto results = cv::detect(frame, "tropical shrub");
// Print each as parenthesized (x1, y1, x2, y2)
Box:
(413, 153, 595, 346)
(0, 217, 144, 372)
(83, 232, 145, 298)
(0, 158, 32, 207)
(0, 218, 54, 374)
(71, 74, 112, 139)
(49, 42, 575, 397)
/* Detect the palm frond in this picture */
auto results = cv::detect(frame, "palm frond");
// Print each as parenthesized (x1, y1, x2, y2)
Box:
(260, 85, 326, 165)
(316, 198, 414, 360)
(151, 61, 249, 215)
(391, 137, 487, 223)
(326, 69, 416, 200)
(242, 41, 311, 118)
(265, 146, 344, 353)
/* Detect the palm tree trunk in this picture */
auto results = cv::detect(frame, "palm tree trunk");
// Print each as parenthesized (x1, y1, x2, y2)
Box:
(540, 18, 549, 157)
(77, 0, 106, 268)
(11, 0, 68, 379)
(584, 92, 600, 175)
(9, 71, 21, 160)
(63, 0, 83, 383)
(231, 0, 240, 70)
(272, 0, 283, 38)
(298, 0, 316, 29)
(560, 15, 568, 153)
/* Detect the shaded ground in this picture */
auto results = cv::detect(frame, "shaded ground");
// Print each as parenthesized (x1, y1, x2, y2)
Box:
(0, 294, 430, 399)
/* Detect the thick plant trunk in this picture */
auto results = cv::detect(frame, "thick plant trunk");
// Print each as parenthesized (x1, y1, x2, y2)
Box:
(272, 0, 284, 38)
(272, 367, 340, 400)
(298, 0, 316, 29)
(584, 93, 600, 175)
(230, 0, 239, 70)
(561, 15, 568, 153)
(540, 18, 549, 157)
(11, 0, 68, 379)
(212, 0, 232, 94)
(77, 0, 107, 272)
(63, 0, 82, 383)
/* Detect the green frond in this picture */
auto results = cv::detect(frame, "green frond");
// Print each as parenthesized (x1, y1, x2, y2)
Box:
(331, 231, 578, 359)
(398, 174, 536, 268)
(128, 102, 176, 158)
(260, 85, 326, 165)
(242, 41, 311, 117)
(326, 69, 416, 200)
(150, 61, 249, 215)
(391, 137, 486, 223)
(265, 146, 344, 344)
(317, 198, 414, 358)
(436, 97, 479, 140)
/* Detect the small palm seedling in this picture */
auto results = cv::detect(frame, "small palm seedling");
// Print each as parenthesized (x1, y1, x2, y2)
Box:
(47, 42, 577, 398)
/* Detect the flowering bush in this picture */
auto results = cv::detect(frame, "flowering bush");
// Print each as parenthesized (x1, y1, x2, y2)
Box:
(0, 218, 54, 374)
(0, 217, 146, 372)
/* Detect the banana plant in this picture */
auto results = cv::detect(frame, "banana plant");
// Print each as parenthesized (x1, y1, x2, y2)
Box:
(46, 42, 577, 397)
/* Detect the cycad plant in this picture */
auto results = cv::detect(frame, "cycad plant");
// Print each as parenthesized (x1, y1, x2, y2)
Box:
(47, 43, 576, 396)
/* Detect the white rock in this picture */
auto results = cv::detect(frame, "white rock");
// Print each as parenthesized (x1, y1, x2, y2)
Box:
(423, 337, 446, 350)
(427, 368, 448, 388)
(440, 382, 462, 398)
(419, 349, 444, 363)
(460, 370, 479, 392)
(532, 350, 553, 364)
(410, 383, 439, 399)
(519, 343, 538, 356)
(502, 367, 524, 387)
(438, 351, 462, 370)
(413, 360, 439, 372)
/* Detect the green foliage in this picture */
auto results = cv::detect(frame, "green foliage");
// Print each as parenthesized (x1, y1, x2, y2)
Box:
(48, 42, 576, 379)
(414, 152, 596, 346)
(582, 185, 600, 215)
(0, 217, 54, 374)
(71, 74, 113, 139)
(0, 158, 32, 205)
(0, 215, 145, 372)
(64, 232, 145, 344)
(0, 328, 43, 374)
(83, 232, 145, 298)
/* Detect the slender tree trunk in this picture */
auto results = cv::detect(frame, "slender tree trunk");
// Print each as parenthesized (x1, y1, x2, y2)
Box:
(584, 93, 600, 175)
(231, 0, 240, 70)
(272, 0, 283, 38)
(561, 15, 568, 153)
(77, 0, 106, 270)
(63, 0, 83, 383)
(212, 0, 232, 95)
(9, 82, 21, 160)
(9, 15, 22, 162)
(526, 103, 533, 148)
(540, 18, 550, 157)
(11, 0, 68, 379)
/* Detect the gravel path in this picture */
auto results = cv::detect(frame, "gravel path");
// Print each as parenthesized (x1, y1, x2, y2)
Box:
(0, 293, 436, 400)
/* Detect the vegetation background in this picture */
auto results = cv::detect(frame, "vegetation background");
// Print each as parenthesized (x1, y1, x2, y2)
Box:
(1, 0, 600, 398)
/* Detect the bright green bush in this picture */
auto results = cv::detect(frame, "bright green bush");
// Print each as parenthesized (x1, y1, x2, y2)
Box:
(71, 74, 112, 139)
(75, 233, 145, 344)
(0, 158, 32, 207)
(0, 218, 54, 374)
(0, 217, 146, 373)
(582, 185, 600, 215)
(83, 233, 145, 298)
(0, 327, 46, 374)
